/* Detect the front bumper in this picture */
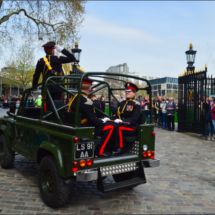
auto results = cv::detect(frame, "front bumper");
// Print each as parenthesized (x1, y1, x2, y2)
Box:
(142, 159, 160, 168)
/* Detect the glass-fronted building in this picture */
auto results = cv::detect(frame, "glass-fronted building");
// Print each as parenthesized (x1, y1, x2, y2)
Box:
(149, 77, 178, 98)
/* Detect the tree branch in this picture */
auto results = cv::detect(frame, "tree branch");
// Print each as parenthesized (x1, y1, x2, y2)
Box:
(0, 8, 63, 31)
(0, 0, 3, 9)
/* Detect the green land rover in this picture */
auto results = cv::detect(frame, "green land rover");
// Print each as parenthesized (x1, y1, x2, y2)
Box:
(0, 72, 160, 208)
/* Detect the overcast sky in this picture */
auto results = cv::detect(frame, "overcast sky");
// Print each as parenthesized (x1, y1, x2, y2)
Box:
(1, 1, 215, 78)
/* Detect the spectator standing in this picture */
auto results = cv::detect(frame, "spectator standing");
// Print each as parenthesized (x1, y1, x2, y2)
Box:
(165, 97, 176, 131)
(210, 103, 215, 139)
(16, 99, 20, 109)
(111, 98, 118, 116)
(142, 95, 150, 124)
(137, 95, 143, 110)
(4, 97, 8, 109)
(35, 95, 42, 108)
(155, 96, 162, 128)
(206, 97, 214, 140)
(119, 93, 124, 102)
(160, 98, 168, 129)
(100, 95, 105, 113)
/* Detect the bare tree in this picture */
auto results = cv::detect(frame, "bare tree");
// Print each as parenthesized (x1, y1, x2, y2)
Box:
(0, 0, 86, 47)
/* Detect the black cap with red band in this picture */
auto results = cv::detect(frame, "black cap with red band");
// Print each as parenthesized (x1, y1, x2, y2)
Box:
(42, 41, 56, 50)
(82, 78, 93, 85)
(125, 82, 139, 92)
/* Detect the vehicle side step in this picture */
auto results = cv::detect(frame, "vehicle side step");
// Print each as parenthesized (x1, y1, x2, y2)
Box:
(102, 177, 146, 192)
(97, 161, 146, 193)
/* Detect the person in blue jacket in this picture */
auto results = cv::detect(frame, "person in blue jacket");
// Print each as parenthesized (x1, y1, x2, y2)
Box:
(165, 97, 176, 131)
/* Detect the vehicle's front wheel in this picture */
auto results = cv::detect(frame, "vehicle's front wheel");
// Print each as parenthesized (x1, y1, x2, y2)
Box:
(38, 155, 70, 208)
(0, 134, 15, 169)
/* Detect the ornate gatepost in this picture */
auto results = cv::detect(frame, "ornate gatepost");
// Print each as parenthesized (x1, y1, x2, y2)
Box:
(178, 44, 207, 136)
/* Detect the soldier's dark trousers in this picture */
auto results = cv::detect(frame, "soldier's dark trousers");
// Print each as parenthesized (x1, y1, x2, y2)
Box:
(95, 122, 138, 155)
(46, 92, 63, 111)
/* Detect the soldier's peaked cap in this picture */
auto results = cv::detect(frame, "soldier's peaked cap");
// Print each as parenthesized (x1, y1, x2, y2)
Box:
(82, 78, 93, 85)
(125, 82, 139, 92)
(42, 41, 56, 50)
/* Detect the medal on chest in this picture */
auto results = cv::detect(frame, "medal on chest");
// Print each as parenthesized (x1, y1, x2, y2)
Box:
(126, 105, 133, 111)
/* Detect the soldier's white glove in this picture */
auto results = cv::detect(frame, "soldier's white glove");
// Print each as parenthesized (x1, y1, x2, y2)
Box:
(102, 117, 110, 123)
(55, 45, 64, 52)
(114, 119, 123, 123)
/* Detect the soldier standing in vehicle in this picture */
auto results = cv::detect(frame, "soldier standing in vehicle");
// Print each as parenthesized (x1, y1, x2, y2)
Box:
(32, 41, 76, 111)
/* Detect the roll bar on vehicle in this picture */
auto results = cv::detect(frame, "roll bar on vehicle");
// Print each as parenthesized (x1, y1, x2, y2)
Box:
(18, 72, 152, 127)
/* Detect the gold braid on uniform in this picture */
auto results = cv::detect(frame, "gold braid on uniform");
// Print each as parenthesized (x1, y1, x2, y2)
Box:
(117, 98, 132, 120)
(43, 55, 52, 77)
(68, 94, 87, 112)
(68, 94, 91, 124)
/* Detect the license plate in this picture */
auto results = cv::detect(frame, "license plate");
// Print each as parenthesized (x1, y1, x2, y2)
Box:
(75, 142, 94, 159)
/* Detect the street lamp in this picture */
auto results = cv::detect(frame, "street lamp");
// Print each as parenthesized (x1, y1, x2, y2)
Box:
(71, 41, 82, 66)
(70, 41, 82, 90)
(185, 43, 197, 72)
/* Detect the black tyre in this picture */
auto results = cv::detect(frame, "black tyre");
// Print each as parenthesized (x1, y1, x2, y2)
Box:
(0, 134, 15, 169)
(38, 155, 70, 208)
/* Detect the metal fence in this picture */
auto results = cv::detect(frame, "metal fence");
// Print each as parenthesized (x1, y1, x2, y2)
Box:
(177, 67, 212, 136)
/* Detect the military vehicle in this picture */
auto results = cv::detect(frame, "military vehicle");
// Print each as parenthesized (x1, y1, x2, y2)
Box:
(0, 72, 159, 207)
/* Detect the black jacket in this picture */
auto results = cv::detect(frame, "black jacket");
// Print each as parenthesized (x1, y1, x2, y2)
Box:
(69, 92, 104, 127)
(110, 99, 141, 128)
(32, 49, 75, 94)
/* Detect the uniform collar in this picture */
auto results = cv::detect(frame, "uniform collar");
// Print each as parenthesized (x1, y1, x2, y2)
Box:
(126, 97, 134, 101)
(81, 92, 88, 96)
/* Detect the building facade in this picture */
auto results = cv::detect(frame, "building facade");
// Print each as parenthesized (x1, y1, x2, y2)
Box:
(106, 63, 160, 84)
(149, 77, 178, 98)
(0, 67, 25, 96)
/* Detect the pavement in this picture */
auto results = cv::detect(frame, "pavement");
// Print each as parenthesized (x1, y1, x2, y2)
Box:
(1, 108, 215, 214)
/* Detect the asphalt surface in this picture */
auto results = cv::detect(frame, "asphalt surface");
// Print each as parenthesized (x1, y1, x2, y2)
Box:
(0, 108, 215, 214)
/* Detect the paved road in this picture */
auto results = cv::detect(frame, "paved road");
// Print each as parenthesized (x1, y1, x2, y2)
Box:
(0, 110, 215, 214)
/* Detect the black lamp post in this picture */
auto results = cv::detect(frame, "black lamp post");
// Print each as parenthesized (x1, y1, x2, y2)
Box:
(185, 43, 197, 73)
(71, 41, 82, 75)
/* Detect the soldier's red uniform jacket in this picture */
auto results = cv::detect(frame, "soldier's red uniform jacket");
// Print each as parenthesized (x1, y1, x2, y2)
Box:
(110, 98, 141, 128)
(68, 92, 103, 127)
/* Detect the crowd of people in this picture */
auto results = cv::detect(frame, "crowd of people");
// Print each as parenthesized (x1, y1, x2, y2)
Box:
(0, 94, 42, 109)
(0, 95, 22, 109)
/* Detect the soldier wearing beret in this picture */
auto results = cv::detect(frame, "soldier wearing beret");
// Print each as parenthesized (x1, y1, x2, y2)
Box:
(32, 41, 76, 111)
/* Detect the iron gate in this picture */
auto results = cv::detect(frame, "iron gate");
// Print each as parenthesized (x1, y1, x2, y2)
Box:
(178, 68, 208, 136)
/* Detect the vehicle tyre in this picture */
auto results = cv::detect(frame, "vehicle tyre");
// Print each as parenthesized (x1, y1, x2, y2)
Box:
(38, 155, 70, 208)
(113, 171, 135, 183)
(0, 134, 15, 169)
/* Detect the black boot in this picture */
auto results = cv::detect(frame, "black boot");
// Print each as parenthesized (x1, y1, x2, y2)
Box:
(112, 148, 124, 156)
(95, 151, 111, 158)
